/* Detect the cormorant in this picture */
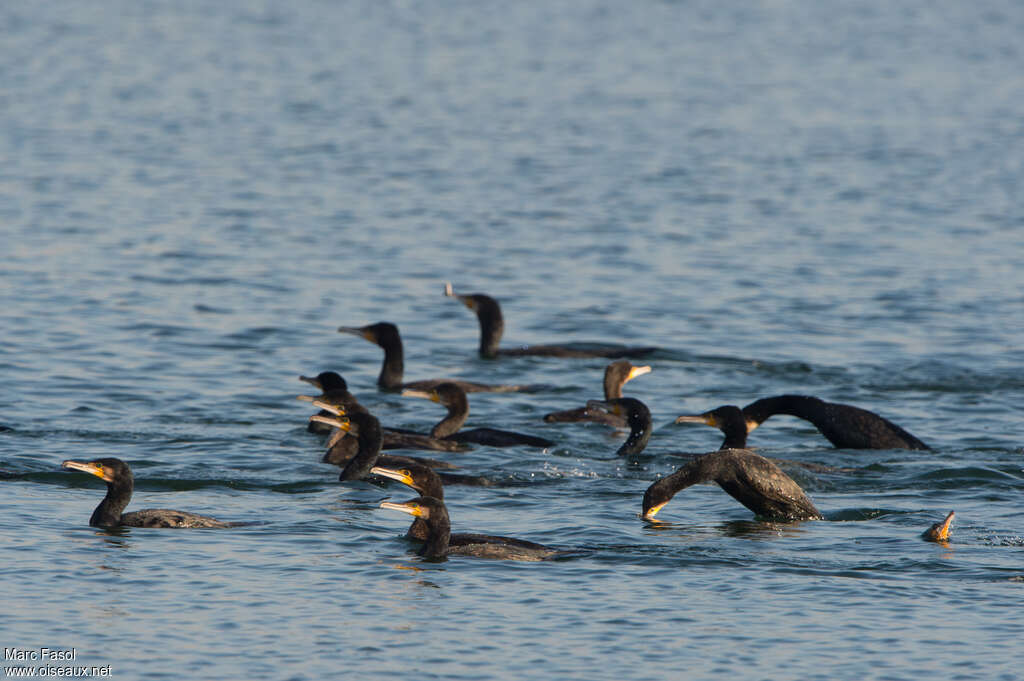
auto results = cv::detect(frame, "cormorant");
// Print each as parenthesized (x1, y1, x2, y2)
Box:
(641, 406, 822, 521)
(401, 382, 554, 447)
(444, 283, 658, 359)
(543, 360, 652, 425)
(922, 510, 955, 543)
(584, 397, 653, 456)
(299, 371, 366, 434)
(370, 464, 445, 541)
(379, 495, 562, 561)
(62, 458, 230, 528)
(310, 411, 458, 479)
(742, 395, 929, 450)
(337, 321, 534, 392)
(311, 400, 468, 456)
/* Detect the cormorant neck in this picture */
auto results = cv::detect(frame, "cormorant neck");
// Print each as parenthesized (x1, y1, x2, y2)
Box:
(617, 407, 652, 456)
(604, 363, 628, 399)
(418, 508, 451, 558)
(720, 427, 748, 450)
(375, 330, 405, 390)
(90, 478, 132, 527)
(339, 417, 383, 481)
(474, 296, 504, 359)
(431, 393, 469, 438)
(743, 395, 820, 426)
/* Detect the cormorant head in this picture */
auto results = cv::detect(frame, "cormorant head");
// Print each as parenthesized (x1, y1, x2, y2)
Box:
(605, 361, 652, 396)
(371, 464, 445, 500)
(675, 405, 748, 449)
(299, 371, 348, 392)
(337, 322, 400, 348)
(380, 496, 450, 539)
(63, 458, 133, 487)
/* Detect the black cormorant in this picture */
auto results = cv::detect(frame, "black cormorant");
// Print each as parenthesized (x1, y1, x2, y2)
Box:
(379, 495, 562, 561)
(445, 283, 658, 359)
(62, 458, 230, 528)
(584, 397, 653, 456)
(311, 400, 468, 456)
(543, 361, 651, 425)
(641, 406, 822, 521)
(742, 395, 929, 450)
(402, 382, 554, 447)
(310, 411, 458, 479)
(299, 371, 366, 434)
(337, 321, 534, 392)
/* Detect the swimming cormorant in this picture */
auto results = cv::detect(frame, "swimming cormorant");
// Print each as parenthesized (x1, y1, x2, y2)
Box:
(584, 397, 653, 456)
(311, 400, 468, 456)
(922, 510, 955, 543)
(299, 371, 367, 434)
(310, 411, 458, 479)
(379, 495, 562, 561)
(337, 321, 534, 393)
(641, 406, 822, 521)
(742, 395, 929, 450)
(444, 283, 658, 359)
(62, 458, 230, 528)
(401, 382, 554, 447)
(543, 361, 652, 425)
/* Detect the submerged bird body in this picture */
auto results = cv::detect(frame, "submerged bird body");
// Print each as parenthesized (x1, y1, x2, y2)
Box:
(642, 406, 822, 521)
(337, 321, 530, 393)
(742, 395, 929, 450)
(544, 361, 652, 425)
(445, 284, 658, 360)
(380, 496, 561, 561)
(62, 458, 229, 529)
(402, 382, 553, 448)
(922, 511, 955, 543)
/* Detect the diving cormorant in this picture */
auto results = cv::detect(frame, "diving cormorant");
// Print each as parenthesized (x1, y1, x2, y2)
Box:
(641, 406, 822, 521)
(62, 458, 230, 528)
(922, 510, 955, 543)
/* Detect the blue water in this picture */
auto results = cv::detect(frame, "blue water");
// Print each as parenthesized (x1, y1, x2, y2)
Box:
(3, 1, 1023, 679)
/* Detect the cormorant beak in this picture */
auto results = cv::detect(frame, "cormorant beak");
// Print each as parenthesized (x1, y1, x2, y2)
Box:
(370, 466, 416, 489)
(380, 501, 427, 518)
(62, 460, 115, 483)
(298, 375, 323, 390)
(674, 414, 716, 427)
(929, 511, 955, 542)
(311, 400, 345, 416)
(309, 415, 353, 433)
(401, 389, 439, 403)
(642, 502, 667, 521)
(627, 365, 652, 382)
(444, 283, 476, 311)
(745, 419, 760, 433)
(337, 326, 373, 342)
